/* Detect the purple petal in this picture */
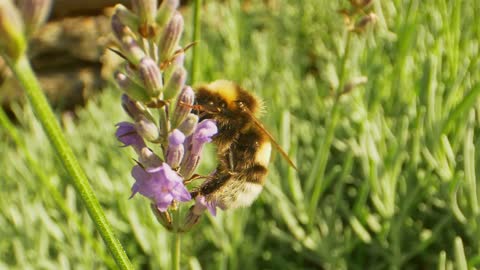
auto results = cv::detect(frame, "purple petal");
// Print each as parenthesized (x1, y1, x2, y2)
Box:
(196, 196, 217, 216)
(169, 129, 186, 146)
(166, 131, 184, 168)
(138, 148, 163, 169)
(193, 119, 217, 144)
(147, 163, 183, 182)
(171, 182, 192, 201)
(130, 163, 190, 212)
(131, 165, 163, 199)
(155, 198, 173, 212)
(115, 122, 146, 149)
(130, 165, 151, 197)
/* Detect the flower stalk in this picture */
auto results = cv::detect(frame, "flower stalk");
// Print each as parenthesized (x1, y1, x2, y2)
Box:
(7, 54, 134, 270)
(0, 1, 134, 268)
(112, 1, 218, 247)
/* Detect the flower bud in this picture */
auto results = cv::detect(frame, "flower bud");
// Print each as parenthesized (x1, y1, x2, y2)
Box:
(138, 57, 163, 97)
(131, 0, 157, 37)
(181, 195, 218, 230)
(156, 0, 179, 29)
(179, 153, 199, 183)
(177, 113, 198, 136)
(116, 33, 145, 65)
(163, 51, 184, 81)
(158, 12, 183, 62)
(158, 107, 170, 140)
(0, 1, 26, 60)
(166, 129, 185, 168)
(132, 0, 157, 23)
(111, 9, 127, 41)
(115, 122, 146, 152)
(196, 195, 217, 216)
(150, 203, 173, 231)
(121, 94, 144, 119)
(163, 66, 186, 100)
(111, 4, 139, 38)
(18, 0, 52, 36)
(124, 63, 143, 84)
(138, 147, 163, 169)
(170, 86, 194, 128)
(135, 114, 160, 142)
(182, 206, 202, 231)
(114, 71, 150, 102)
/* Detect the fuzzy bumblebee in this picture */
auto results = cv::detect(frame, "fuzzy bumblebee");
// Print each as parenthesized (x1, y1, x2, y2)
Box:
(191, 80, 296, 209)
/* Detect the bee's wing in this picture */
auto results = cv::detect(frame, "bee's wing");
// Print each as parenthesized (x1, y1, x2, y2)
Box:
(243, 108, 297, 170)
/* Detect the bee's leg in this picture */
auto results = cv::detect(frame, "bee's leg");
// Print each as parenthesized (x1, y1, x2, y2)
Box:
(228, 150, 235, 171)
(190, 172, 232, 198)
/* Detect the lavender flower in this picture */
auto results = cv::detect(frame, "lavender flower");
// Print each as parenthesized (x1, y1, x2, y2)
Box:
(163, 66, 186, 100)
(115, 122, 146, 151)
(131, 163, 191, 211)
(171, 86, 194, 128)
(166, 129, 185, 168)
(138, 147, 162, 169)
(112, 0, 218, 230)
(115, 71, 150, 102)
(131, 0, 157, 22)
(180, 119, 218, 178)
(159, 12, 184, 62)
(135, 114, 160, 142)
(177, 113, 199, 136)
(182, 195, 218, 231)
(156, 0, 179, 28)
(192, 119, 217, 146)
(121, 94, 145, 120)
(138, 57, 163, 97)
(194, 195, 217, 216)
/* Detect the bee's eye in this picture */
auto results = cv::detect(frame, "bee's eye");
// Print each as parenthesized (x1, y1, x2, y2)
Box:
(208, 101, 215, 106)
(236, 101, 245, 109)
(220, 102, 227, 108)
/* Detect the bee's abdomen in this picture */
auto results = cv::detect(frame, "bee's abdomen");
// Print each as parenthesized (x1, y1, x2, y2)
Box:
(194, 127, 273, 209)
(243, 164, 268, 184)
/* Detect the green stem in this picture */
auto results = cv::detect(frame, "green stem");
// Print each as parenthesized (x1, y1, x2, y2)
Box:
(7, 55, 133, 270)
(190, 0, 202, 84)
(307, 31, 352, 229)
(171, 209, 181, 270)
(172, 232, 181, 270)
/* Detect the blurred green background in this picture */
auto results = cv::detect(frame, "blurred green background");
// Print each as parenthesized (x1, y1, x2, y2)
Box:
(1, 0, 480, 269)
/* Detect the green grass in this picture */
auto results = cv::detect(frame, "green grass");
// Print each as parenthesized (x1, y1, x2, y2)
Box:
(1, 0, 480, 269)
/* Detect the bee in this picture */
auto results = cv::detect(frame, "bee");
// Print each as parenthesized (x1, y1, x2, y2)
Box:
(190, 80, 296, 210)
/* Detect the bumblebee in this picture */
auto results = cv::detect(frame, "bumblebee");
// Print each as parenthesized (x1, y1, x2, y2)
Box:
(191, 80, 295, 209)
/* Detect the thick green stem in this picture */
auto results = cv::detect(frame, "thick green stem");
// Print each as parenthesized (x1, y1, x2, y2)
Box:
(7, 55, 133, 270)
(171, 232, 181, 270)
(171, 209, 181, 270)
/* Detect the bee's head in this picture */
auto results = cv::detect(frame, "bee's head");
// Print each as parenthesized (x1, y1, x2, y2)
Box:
(194, 80, 260, 125)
